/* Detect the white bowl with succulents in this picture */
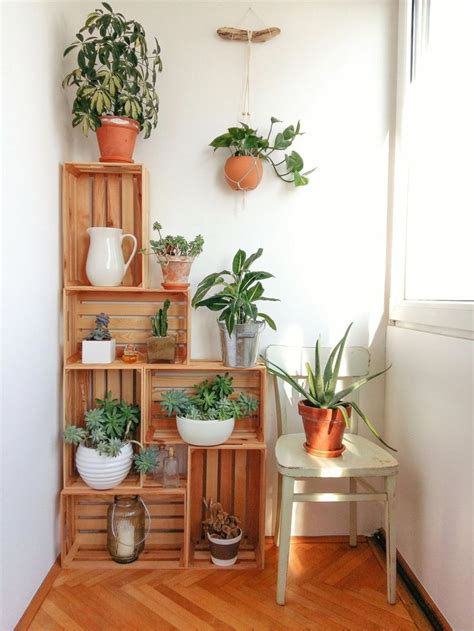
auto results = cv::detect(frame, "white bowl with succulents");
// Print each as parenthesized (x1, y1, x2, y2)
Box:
(161, 373, 258, 447)
(63, 392, 158, 490)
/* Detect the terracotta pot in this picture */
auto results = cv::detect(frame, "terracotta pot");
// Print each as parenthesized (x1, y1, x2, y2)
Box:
(146, 335, 176, 363)
(158, 256, 194, 290)
(224, 156, 263, 191)
(298, 401, 351, 458)
(96, 116, 140, 163)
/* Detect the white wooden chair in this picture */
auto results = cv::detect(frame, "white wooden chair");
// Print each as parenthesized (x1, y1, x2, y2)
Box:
(266, 345, 399, 606)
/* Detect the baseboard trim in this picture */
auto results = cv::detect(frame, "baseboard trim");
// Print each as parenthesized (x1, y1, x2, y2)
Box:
(15, 557, 61, 631)
(372, 529, 452, 631)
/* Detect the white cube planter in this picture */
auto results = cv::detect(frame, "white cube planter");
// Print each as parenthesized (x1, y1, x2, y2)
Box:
(82, 339, 116, 364)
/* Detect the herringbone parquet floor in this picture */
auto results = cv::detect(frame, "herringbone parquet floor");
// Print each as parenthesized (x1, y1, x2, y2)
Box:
(27, 540, 428, 630)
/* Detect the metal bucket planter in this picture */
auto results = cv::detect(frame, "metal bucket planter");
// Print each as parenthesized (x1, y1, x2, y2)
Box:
(218, 321, 265, 368)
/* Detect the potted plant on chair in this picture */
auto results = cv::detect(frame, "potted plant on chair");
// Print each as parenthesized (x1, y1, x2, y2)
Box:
(261, 323, 396, 457)
(147, 299, 176, 363)
(192, 248, 278, 367)
(62, 2, 162, 162)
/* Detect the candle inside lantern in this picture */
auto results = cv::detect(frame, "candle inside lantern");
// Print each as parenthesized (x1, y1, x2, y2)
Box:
(115, 520, 135, 558)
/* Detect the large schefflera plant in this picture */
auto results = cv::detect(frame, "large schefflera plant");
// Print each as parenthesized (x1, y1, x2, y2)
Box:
(63, 392, 158, 472)
(261, 323, 396, 451)
(192, 248, 279, 335)
(62, 2, 162, 137)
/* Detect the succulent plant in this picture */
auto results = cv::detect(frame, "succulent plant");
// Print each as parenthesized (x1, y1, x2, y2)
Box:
(147, 221, 204, 258)
(151, 299, 170, 337)
(202, 498, 241, 540)
(84, 312, 112, 341)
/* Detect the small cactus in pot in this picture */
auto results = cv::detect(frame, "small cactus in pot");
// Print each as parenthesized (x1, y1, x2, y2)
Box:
(82, 313, 116, 364)
(147, 300, 176, 363)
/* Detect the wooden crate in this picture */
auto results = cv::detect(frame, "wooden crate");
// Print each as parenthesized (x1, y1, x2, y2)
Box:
(186, 446, 265, 569)
(62, 163, 149, 288)
(64, 288, 190, 365)
(61, 490, 187, 568)
(63, 367, 143, 490)
(143, 364, 266, 445)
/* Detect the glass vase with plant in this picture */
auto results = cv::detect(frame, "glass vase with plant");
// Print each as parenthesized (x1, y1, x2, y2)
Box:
(192, 248, 278, 367)
(210, 118, 315, 190)
(62, 2, 162, 162)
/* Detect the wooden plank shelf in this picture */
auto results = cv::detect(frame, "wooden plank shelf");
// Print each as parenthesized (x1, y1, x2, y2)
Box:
(146, 428, 265, 447)
(190, 543, 260, 569)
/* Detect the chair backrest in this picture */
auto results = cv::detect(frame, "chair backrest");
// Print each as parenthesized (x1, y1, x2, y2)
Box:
(265, 345, 370, 437)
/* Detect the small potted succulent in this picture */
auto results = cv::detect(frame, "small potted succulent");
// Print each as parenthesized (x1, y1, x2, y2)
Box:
(82, 313, 116, 364)
(261, 323, 396, 458)
(192, 248, 278, 367)
(209, 118, 315, 190)
(63, 391, 158, 489)
(62, 2, 162, 162)
(144, 221, 204, 289)
(160, 373, 258, 446)
(202, 498, 242, 567)
(147, 299, 176, 363)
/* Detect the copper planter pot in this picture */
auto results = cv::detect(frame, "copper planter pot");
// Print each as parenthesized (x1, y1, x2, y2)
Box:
(96, 116, 139, 163)
(298, 401, 350, 458)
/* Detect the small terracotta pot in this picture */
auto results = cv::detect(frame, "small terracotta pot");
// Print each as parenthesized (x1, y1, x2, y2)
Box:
(224, 156, 263, 191)
(96, 116, 140, 163)
(298, 401, 350, 458)
(146, 335, 176, 363)
(158, 256, 194, 290)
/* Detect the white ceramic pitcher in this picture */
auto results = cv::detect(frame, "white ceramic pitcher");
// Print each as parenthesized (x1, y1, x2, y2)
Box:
(86, 227, 138, 287)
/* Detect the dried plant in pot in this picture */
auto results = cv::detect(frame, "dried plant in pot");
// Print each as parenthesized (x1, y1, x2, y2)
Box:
(62, 2, 162, 162)
(160, 373, 258, 446)
(261, 323, 397, 458)
(82, 312, 116, 364)
(147, 300, 176, 363)
(202, 498, 242, 567)
(63, 392, 159, 489)
(143, 221, 204, 289)
(192, 248, 278, 367)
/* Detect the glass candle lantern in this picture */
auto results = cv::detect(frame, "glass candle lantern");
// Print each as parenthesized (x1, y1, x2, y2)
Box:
(107, 495, 146, 563)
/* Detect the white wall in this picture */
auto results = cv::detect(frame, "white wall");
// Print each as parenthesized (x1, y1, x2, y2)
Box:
(0, 3, 71, 629)
(385, 327, 473, 631)
(65, 0, 398, 536)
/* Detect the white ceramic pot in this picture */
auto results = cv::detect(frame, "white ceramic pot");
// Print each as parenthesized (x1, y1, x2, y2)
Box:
(76, 443, 133, 490)
(86, 227, 137, 287)
(82, 339, 116, 364)
(207, 529, 242, 567)
(176, 416, 235, 446)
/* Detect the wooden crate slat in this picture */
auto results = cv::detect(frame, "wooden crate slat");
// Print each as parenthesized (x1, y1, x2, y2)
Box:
(76, 174, 90, 286)
(92, 174, 106, 226)
(121, 174, 135, 285)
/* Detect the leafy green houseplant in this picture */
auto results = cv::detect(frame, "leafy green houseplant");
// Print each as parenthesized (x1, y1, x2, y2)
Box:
(261, 323, 396, 457)
(62, 2, 162, 162)
(144, 221, 204, 290)
(64, 392, 158, 489)
(161, 373, 258, 446)
(192, 248, 278, 367)
(210, 118, 315, 191)
(82, 312, 116, 364)
(147, 299, 176, 363)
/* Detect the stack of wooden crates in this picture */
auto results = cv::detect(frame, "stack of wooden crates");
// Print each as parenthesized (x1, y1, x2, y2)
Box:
(60, 163, 266, 569)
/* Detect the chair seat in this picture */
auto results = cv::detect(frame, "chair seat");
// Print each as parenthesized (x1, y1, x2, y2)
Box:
(276, 433, 399, 478)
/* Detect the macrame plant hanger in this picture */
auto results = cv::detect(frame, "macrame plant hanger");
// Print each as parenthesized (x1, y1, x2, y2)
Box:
(217, 9, 281, 197)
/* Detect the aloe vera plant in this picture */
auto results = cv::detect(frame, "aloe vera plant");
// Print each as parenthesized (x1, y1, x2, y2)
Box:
(261, 323, 396, 451)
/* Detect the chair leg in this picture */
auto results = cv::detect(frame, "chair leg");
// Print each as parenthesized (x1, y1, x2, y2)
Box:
(349, 478, 357, 547)
(274, 472, 282, 546)
(276, 475, 294, 606)
(385, 475, 397, 604)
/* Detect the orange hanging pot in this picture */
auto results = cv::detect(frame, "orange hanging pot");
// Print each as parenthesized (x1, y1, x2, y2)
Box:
(298, 401, 350, 458)
(96, 116, 140, 163)
(224, 156, 263, 191)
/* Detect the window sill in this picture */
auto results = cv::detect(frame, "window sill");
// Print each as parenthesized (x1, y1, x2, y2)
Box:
(389, 300, 474, 339)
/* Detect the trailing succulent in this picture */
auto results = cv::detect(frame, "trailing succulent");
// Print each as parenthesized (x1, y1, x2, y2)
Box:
(84, 312, 112, 341)
(147, 221, 204, 258)
(62, 2, 162, 138)
(161, 373, 258, 421)
(192, 248, 278, 335)
(261, 323, 396, 451)
(151, 300, 170, 337)
(63, 391, 158, 472)
(210, 118, 315, 186)
(202, 498, 241, 540)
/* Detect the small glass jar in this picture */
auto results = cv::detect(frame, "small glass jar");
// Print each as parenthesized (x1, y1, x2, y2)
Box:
(162, 447, 180, 488)
(121, 344, 140, 364)
(107, 495, 145, 563)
